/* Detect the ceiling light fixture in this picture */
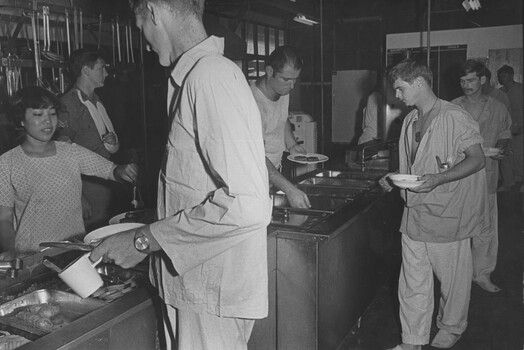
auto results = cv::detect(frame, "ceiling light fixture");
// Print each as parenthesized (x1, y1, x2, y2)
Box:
(293, 14, 319, 26)
(462, 0, 481, 11)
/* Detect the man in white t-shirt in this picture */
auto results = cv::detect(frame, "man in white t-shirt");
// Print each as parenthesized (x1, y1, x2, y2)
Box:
(251, 46, 310, 208)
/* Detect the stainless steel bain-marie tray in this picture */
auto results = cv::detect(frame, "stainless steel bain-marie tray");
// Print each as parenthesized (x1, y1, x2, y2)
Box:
(271, 208, 330, 228)
(273, 193, 350, 213)
(297, 185, 366, 199)
(0, 289, 106, 339)
(298, 177, 376, 189)
(314, 170, 385, 180)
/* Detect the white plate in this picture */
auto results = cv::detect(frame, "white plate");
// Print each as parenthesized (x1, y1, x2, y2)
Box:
(483, 147, 500, 157)
(288, 153, 329, 165)
(83, 223, 145, 244)
(389, 174, 425, 189)
(108, 213, 126, 225)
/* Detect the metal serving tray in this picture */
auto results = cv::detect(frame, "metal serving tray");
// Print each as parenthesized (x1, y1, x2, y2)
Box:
(314, 170, 385, 181)
(271, 208, 330, 229)
(273, 194, 350, 213)
(297, 185, 366, 199)
(0, 289, 106, 339)
(298, 177, 375, 189)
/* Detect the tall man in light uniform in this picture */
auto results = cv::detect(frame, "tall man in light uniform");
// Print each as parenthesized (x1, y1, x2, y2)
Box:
(452, 59, 512, 293)
(90, 0, 272, 349)
(383, 59, 488, 350)
(251, 46, 311, 208)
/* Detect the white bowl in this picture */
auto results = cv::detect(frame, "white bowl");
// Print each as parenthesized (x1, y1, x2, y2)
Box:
(83, 223, 145, 244)
(389, 174, 425, 189)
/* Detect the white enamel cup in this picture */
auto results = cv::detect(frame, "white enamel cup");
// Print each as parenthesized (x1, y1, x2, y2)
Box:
(58, 253, 103, 298)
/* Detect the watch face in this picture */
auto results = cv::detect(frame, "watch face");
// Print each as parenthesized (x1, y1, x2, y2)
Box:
(134, 235, 150, 251)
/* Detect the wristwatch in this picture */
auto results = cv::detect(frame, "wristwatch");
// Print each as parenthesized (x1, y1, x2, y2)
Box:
(134, 231, 151, 253)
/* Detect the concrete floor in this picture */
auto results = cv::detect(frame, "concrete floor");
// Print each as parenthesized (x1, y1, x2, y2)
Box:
(342, 184, 524, 350)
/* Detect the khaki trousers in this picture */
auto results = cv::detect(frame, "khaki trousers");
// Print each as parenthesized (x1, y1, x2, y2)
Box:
(162, 303, 255, 350)
(399, 234, 472, 345)
(472, 193, 498, 281)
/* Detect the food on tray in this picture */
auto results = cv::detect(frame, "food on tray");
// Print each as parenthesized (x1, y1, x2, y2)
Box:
(120, 210, 155, 224)
(16, 310, 54, 331)
(38, 304, 61, 318)
(288, 153, 328, 164)
(27, 304, 42, 313)
(14, 303, 62, 331)
(0, 331, 30, 348)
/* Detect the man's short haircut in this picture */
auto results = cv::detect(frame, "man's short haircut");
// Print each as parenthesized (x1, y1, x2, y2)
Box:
(497, 64, 514, 76)
(459, 59, 488, 78)
(266, 46, 303, 74)
(69, 49, 104, 81)
(129, 0, 204, 21)
(9, 86, 60, 127)
(388, 58, 433, 86)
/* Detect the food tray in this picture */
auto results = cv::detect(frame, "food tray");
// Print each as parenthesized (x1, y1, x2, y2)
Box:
(297, 185, 366, 199)
(298, 177, 376, 189)
(0, 289, 106, 339)
(314, 170, 385, 180)
(273, 193, 350, 213)
(108, 208, 156, 225)
(271, 208, 330, 229)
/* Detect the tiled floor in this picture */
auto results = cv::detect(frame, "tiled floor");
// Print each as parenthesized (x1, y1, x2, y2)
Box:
(342, 184, 524, 350)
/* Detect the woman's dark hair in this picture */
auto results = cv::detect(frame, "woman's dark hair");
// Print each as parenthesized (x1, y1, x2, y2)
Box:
(9, 86, 60, 127)
(266, 46, 303, 74)
(69, 49, 105, 81)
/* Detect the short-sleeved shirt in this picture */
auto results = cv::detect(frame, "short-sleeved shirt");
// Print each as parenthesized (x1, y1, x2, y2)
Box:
(398, 100, 490, 243)
(0, 142, 114, 253)
(58, 87, 111, 159)
(451, 95, 512, 193)
(250, 83, 290, 167)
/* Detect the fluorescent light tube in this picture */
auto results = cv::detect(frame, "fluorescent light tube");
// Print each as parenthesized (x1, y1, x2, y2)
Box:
(293, 14, 319, 26)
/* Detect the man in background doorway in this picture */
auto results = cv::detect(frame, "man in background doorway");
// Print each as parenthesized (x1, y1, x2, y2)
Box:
(497, 64, 523, 189)
(57, 49, 120, 231)
(251, 46, 311, 209)
(482, 68, 514, 191)
(452, 59, 512, 293)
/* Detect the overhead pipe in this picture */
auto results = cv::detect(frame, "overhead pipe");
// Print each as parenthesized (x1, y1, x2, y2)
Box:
(319, 0, 324, 155)
(427, 0, 431, 66)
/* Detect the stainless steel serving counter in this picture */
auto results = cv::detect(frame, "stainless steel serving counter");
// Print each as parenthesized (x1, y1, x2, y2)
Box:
(0, 168, 401, 350)
(249, 168, 402, 350)
(0, 250, 158, 350)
